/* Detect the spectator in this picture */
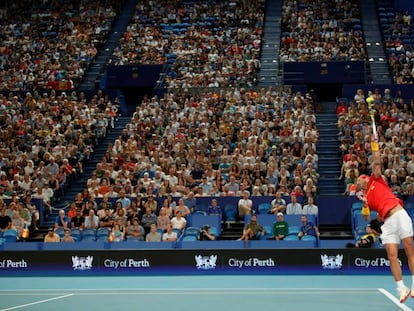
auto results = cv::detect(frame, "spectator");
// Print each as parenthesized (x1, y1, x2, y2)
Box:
(298, 215, 320, 239)
(162, 224, 178, 242)
(54, 209, 71, 230)
(61, 229, 75, 243)
(238, 190, 253, 216)
(346, 218, 382, 248)
(84, 209, 100, 229)
(270, 191, 287, 214)
(110, 223, 125, 242)
(144, 195, 158, 214)
(183, 191, 197, 212)
(174, 198, 191, 217)
(237, 214, 265, 241)
(0, 207, 12, 231)
(206, 199, 222, 216)
(141, 207, 157, 234)
(125, 218, 145, 241)
(302, 196, 319, 216)
(170, 210, 187, 232)
(146, 223, 161, 242)
(286, 193, 302, 215)
(270, 212, 289, 240)
(156, 208, 170, 232)
(44, 228, 60, 243)
(197, 225, 215, 241)
(99, 208, 114, 229)
(70, 209, 85, 229)
(11, 211, 25, 240)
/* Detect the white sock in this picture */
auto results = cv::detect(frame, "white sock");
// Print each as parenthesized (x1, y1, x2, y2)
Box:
(412, 276, 414, 289)
(397, 280, 406, 289)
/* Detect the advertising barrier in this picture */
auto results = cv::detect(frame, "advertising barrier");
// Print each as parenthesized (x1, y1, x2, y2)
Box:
(0, 248, 404, 277)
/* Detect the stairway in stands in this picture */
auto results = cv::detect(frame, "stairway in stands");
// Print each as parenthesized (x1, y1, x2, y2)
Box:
(257, 0, 283, 86)
(360, 0, 392, 84)
(316, 103, 344, 196)
(42, 117, 131, 228)
(78, 0, 138, 91)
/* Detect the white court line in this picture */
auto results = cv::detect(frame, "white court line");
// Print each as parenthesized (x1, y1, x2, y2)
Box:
(0, 289, 380, 296)
(378, 288, 413, 311)
(0, 293, 73, 311)
(0, 287, 381, 292)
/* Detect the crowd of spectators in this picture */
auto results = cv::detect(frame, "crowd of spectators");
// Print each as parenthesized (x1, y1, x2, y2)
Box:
(55, 85, 321, 239)
(280, 0, 366, 61)
(7, 0, 414, 243)
(337, 88, 414, 197)
(0, 0, 123, 92)
(380, 6, 414, 84)
(0, 88, 120, 235)
(110, 0, 265, 88)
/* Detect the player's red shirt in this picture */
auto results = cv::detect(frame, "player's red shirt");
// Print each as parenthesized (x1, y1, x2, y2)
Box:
(366, 175, 402, 220)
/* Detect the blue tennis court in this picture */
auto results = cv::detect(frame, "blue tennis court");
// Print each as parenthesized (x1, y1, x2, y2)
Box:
(0, 275, 412, 311)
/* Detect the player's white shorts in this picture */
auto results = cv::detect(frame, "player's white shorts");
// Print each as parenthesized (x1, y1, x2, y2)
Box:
(381, 208, 413, 244)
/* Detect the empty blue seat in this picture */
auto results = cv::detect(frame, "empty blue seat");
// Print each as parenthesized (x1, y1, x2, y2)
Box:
(3, 229, 19, 243)
(82, 229, 97, 238)
(284, 235, 299, 241)
(97, 227, 110, 237)
(288, 226, 300, 235)
(70, 228, 82, 241)
(224, 204, 237, 221)
(258, 203, 271, 214)
(54, 228, 65, 238)
(182, 235, 197, 242)
(81, 236, 97, 242)
(184, 226, 201, 237)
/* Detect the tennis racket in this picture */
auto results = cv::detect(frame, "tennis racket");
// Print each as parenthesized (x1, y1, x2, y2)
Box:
(366, 96, 377, 139)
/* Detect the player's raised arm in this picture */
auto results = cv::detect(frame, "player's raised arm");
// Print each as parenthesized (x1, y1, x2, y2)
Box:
(370, 135, 381, 179)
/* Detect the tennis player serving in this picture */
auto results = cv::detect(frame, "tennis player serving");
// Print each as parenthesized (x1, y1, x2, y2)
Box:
(357, 134, 414, 303)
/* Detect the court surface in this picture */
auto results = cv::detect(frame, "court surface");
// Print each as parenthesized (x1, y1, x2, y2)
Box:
(0, 275, 413, 311)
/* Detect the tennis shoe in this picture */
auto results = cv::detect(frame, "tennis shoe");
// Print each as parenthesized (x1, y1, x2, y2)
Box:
(397, 287, 410, 303)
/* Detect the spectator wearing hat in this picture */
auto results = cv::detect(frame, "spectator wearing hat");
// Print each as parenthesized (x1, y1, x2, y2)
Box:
(270, 213, 289, 240)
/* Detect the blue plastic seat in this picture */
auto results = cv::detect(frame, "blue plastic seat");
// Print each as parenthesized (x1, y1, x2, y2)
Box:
(97, 227, 110, 237)
(284, 235, 299, 241)
(70, 228, 82, 241)
(80, 236, 96, 242)
(54, 228, 65, 238)
(224, 204, 237, 221)
(82, 228, 97, 238)
(288, 226, 300, 235)
(2, 229, 19, 243)
(258, 203, 270, 214)
(185, 227, 200, 237)
(182, 235, 197, 242)
(301, 235, 317, 241)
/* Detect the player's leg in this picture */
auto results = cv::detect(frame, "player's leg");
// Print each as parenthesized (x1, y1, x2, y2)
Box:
(385, 243, 410, 302)
(401, 236, 414, 297)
